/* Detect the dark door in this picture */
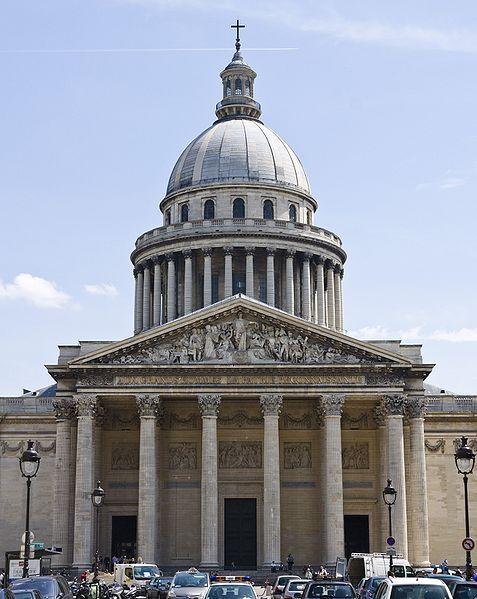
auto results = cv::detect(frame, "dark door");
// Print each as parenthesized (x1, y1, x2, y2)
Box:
(111, 515, 137, 560)
(344, 515, 370, 558)
(224, 498, 257, 569)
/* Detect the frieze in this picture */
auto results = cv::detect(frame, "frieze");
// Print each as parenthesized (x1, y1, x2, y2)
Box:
(284, 442, 312, 469)
(218, 411, 263, 428)
(280, 412, 319, 430)
(366, 372, 405, 386)
(169, 442, 197, 470)
(114, 374, 365, 386)
(111, 442, 139, 470)
(219, 441, 262, 469)
(342, 442, 370, 469)
(162, 411, 200, 430)
(342, 412, 369, 429)
(91, 314, 388, 366)
(0, 439, 56, 456)
(425, 439, 446, 453)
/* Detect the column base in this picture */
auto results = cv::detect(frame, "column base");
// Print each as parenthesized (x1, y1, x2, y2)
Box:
(199, 562, 220, 569)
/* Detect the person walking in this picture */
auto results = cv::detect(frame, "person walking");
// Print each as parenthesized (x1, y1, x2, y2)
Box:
(305, 566, 313, 580)
(262, 579, 272, 597)
(287, 554, 294, 573)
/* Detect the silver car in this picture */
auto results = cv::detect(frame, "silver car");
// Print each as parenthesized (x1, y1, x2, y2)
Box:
(168, 569, 210, 599)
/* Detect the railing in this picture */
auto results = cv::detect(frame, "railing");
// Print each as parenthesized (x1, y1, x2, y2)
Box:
(0, 396, 55, 414)
(135, 218, 342, 249)
(426, 395, 477, 413)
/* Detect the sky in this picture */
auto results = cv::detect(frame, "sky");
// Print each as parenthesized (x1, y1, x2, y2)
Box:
(0, 0, 476, 395)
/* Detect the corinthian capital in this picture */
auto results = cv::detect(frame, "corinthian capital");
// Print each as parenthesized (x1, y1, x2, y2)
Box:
(373, 402, 387, 427)
(136, 394, 162, 417)
(198, 394, 221, 417)
(380, 394, 407, 416)
(53, 398, 76, 420)
(260, 394, 283, 416)
(406, 396, 427, 419)
(75, 394, 98, 417)
(320, 394, 345, 417)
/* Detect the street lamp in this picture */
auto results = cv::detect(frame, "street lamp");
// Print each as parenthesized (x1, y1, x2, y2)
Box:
(455, 436, 476, 580)
(383, 479, 397, 571)
(19, 440, 41, 578)
(91, 481, 105, 578)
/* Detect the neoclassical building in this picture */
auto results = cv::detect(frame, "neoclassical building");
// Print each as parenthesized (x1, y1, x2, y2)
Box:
(1, 34, 476, 572)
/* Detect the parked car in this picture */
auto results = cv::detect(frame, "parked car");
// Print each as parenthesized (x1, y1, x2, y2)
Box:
(283, 580, 308, 599)
(167, 568, 210, 599)
(204, 582, 257, 599)
(427, 577, 465, 590)
(10, 576, 72, 599)
(273, 576, 301, 599)
(11, 590, 44, 599)
(301, 581, 357, 599)
(147, 578, 174, 599)
(448, 582, 477, 599)
(348, 555, 414, 587)
(0, 590, 16, 599)
(357, 578, 386, 599)
(373, 577, 452, 599)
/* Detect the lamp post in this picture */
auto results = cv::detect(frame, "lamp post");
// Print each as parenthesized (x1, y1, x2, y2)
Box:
(91, 480, 105, 578)
(383, 479, 397, 571)
(19, 440, 41, 578)
(455, 436, 476, 580)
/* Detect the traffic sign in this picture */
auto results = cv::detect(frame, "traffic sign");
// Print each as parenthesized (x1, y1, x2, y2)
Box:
(31, 542, 45, 551)
(387, 536, 396, 546)
(387, 548, 397, 557)
(463, 537, 475, 551)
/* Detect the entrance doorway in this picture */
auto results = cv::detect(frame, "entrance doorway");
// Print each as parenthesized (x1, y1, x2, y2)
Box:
(344, 515, 370, 558)
(111, 516, 137, 560)
(224, 498, 257, 570)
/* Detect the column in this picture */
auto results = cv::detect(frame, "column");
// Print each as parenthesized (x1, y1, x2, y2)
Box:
(224, 247, 233, 298)
(135, 266, 144, 334)
(183, 249, 193, 315)
(316, 257, 326, 326)
(245, 247, 255, 298)
(52, 399, 75, 565)
(339, 270, 344, 330)
(166, 253, 176, 321)
(380, 394, 408, 558)
(136, 394, 161, 563)
(198, 394, 221, 567)
(203, 248, 212, 307)
(294, 259, 301, 316)
(153, 257, 161, 326)
(266, 249, 275, 307)
(407, 397, 430, 566)
(285, 249, 295, 315)
(334, 265, 343, 332)
(142, 261, 151, 330)
(326, 260, 335, 329)
(260, 394, 283, 567)
(374, 402, 389, 547)
(73, 394, 97, 567)
(302, 253, 311, 321)
(320, 394, 345, 564)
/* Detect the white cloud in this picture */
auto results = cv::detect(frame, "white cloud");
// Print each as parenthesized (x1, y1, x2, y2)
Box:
(439, 177, 466, 189)
(0, 273, 71, 309)
(429, 328, 477, 342)
(84, 283, 118, 297)
(347, 325, 423, 341)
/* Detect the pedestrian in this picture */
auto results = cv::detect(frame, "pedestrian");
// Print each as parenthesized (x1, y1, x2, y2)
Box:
(387, 571, 395, 579)
(432, 567, 438, 574)
(104, 557, 110, 573)
(287, 554, 294, 573)
(0, 569, 5, 588)
(262, 579, 272, 597)
(318, 566, 328, 579)
(271, 560, 277, 574)
(441, 560, 449, 574)
(305, 566, 312, 580)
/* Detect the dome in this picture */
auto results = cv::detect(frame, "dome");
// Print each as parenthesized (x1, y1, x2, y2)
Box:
(166, 118, 311, 197)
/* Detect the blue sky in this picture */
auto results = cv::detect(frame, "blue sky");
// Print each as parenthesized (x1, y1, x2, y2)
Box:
(1, 0, 476, 395)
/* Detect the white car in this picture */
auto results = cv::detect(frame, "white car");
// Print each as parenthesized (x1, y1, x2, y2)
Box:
(374, 577, 453, 599)
(205, 583, 257, 599)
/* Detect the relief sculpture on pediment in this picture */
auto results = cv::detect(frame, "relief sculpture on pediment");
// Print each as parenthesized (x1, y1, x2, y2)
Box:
(219, 441, 262, 468)
(93, 313, 383, 366)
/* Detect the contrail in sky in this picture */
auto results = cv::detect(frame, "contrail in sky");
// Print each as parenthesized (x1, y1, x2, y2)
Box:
(0, 47, 298, 54)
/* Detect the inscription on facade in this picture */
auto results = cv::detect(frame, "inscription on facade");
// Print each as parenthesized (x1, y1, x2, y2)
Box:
(284, 442, 312, 469)
(218, 441, 262, 469)
(169, 442, 197, 470)
(114, 374, 365, 386)
(342, 442, 370, 469)
(111, 442, 139, 470)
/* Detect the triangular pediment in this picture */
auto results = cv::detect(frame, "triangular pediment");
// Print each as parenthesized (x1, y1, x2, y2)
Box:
(71, 296, 410, 368)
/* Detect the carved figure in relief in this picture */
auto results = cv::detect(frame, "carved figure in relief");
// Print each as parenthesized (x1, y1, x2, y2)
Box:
(284, 443, 312, 469)
(219, 441, 262, 468)
(169, 443, 197, 470)
(111, 443, 139, 470)
(342, 443, 369, 469)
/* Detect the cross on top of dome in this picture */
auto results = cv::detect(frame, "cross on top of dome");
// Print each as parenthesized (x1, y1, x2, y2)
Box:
(231, 19, 245, 51)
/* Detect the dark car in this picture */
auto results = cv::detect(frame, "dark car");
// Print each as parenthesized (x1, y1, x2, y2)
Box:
(357, 578, 386, 599)
(147, 577, 174, 599)
(302, 581, 357, 599)
(0, 590, 16, 599)
(427, 577, 465, 590)
(11, 590, 44, 599)
(449, 582, 477, 599)
(10, 576, 72, 599)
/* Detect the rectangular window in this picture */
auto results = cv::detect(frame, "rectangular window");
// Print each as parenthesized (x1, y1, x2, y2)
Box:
(258, 273, 267, 303)
(212, 274, 219, 304)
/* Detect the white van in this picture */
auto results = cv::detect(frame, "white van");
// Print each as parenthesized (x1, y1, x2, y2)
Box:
(114, 563, 163, 587)
(347, 553, 415, 585)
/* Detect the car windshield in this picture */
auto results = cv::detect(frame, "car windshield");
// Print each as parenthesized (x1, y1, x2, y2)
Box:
(308, 584, 355, 598)
(207, 585, 255, 599)
(390, 585, 449, 599)
(12, 593, 35, 599)
(289, 583, 307, 592)
(11, 581, 55, 598)
(134, 566, 160, 580)
(454, 586, 477, 599)
(173, 573, 208, 588)
(153, 579, 172, 586)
